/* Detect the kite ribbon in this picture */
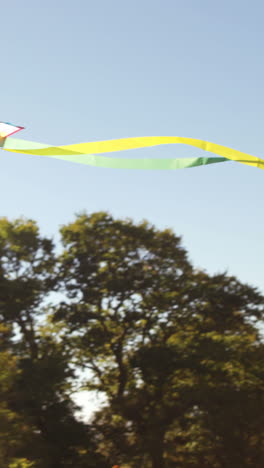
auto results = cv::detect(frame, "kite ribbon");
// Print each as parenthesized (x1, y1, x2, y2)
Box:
(1, 137, 226, 170)
(2, 136, 264, 169)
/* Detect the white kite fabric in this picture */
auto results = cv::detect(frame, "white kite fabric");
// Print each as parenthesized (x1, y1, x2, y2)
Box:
(0, 122, 24, 138)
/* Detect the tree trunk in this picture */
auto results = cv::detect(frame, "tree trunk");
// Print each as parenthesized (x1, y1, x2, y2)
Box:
(151, 449, 164, 468)
(149, 432, 165, 468)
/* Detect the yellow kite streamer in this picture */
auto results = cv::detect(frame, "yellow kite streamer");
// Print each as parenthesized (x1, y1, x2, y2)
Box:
(2, 133, 264, 170)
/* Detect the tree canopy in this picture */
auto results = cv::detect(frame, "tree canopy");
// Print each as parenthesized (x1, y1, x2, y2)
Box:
(0, 213, 263, 467)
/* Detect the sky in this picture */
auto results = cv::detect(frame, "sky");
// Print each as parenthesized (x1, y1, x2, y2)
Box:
(1, 0, 264, 292)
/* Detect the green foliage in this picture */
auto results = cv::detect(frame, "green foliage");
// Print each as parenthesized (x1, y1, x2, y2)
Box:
(0, 325, 35, 468)
(0, 217, 108, 468)
(56, 212, 264, 468)
(9, 459, 36, 468)
(0, 213, 264, 468)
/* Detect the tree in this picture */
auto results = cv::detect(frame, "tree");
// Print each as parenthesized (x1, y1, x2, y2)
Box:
(1, 213, 263, 467)
(55, 212, 264, 468)
(0, 217, 55, 359)
(0, 217, 108, 468)
(0, 324, 36, 467)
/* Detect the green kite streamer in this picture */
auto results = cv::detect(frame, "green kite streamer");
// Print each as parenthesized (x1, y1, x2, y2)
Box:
(2, 137, 226, 170)
(2, 123, 263, 170)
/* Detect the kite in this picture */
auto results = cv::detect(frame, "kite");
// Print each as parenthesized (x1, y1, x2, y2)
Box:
(0, 122, 24, 139)
(1, 122, 264, 170)
(0, 122, 24, 150)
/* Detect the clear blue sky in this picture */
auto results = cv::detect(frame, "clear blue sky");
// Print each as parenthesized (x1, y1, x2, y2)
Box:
(1, 0, 264, 292)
